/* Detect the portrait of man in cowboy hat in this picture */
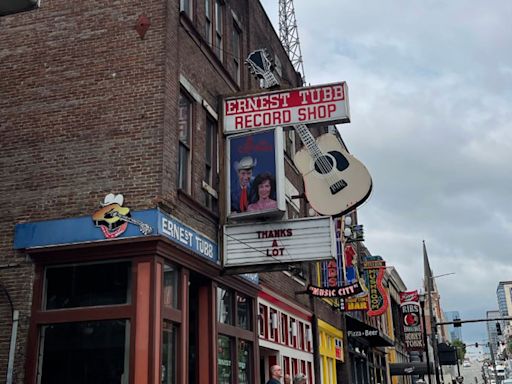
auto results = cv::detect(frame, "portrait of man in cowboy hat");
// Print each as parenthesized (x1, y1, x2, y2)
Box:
(228, 129, 282, 217)
(231, 155, 257, 213)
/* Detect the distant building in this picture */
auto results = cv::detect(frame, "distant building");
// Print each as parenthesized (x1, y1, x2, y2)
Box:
(444, 311, 463, 342)
(487, 310, 501, 354)
(497, 281, 512, 329)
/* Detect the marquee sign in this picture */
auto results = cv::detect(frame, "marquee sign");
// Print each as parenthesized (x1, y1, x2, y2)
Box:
(400, 290, 425, 351)
(223, 216, 335, 273)
(223, 82, 350, 134)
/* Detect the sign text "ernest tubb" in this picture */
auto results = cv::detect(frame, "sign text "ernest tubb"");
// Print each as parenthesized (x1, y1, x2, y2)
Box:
(223, 82, 350, 133)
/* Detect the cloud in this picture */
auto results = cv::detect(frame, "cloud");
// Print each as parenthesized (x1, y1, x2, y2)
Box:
(261, 0, 512, 342)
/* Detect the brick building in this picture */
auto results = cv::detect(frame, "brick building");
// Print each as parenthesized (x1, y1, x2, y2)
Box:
(0, 1, 350, 383)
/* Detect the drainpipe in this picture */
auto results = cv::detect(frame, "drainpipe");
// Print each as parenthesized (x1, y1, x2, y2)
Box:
(7, 310, 19, 384)
(1, 283, 17, 384)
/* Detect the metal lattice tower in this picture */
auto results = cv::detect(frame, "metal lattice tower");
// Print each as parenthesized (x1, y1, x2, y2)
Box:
(279, 0, 306, 85)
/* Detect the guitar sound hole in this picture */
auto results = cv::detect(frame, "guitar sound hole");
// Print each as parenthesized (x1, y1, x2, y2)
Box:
(314, 151, 349, 174)
(314, 156, 334, 174)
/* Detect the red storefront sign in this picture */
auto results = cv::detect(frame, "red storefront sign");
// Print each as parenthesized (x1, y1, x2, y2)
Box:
(223, 82, 350, 133)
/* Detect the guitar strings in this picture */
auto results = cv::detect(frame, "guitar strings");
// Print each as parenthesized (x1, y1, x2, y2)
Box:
(297, 124, 341, 192)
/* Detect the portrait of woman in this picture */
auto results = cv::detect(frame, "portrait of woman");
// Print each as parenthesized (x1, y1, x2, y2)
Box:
(247, 172, 278, 212)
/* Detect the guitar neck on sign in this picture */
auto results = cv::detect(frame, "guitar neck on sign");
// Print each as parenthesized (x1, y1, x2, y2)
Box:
(245, 49, 280, 89)
(293, 125, 372, 217)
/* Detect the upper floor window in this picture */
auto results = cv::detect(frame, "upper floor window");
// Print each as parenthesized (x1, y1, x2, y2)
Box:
(232, 21, 241, 84)
(204, 116, 218, 211)
(205, 0, 213, 45)
(214, 0, 223, 61)
(285, 129, 296, 157)
(178, 91, 193, 192)
(180, 0, 193, 18)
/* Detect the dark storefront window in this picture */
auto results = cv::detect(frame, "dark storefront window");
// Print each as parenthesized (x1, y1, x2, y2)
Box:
(217, 286, 255, 384)
(237, 294, 251, 330)
(38, 319, 129, 384)
(218, 335, 233, 384)
(44, 261, 131, 309)
(238, 340, 251, 384)
(162, 321, 178, 384)
(217, 286, 234, 325)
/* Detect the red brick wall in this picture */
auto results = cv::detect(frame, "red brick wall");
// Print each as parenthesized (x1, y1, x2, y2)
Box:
(0, 0, 304, 380)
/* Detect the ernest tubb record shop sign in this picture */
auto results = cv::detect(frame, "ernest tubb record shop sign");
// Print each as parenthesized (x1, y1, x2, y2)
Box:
(223, 82, 350, 133)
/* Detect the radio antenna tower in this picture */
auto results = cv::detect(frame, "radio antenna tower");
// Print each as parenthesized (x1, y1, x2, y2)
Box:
(279, 0, 306, 85)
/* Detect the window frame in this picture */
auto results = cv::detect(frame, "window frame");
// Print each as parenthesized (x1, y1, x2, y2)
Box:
(178, 90, 193, 193)
(204, 0, 213, 46)
(231, 20, 242, 85)
(180, 0, 193, 19)
(27, 259, 136, 383)
(214, 0, 224, 61)
(216, 285, 256, 384)
(204, 114, 218, 211)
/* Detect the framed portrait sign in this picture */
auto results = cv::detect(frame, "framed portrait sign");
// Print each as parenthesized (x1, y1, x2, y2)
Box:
(226, 127, 285, 220)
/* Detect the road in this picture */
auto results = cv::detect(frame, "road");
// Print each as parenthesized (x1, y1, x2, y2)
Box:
(461, 362, 484, 384)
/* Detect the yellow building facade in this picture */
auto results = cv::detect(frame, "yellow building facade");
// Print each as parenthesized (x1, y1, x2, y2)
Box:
(318, 319, 344, 384)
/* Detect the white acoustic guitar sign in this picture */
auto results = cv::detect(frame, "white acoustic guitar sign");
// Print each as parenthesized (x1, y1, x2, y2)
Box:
(242, 48, 372, 217)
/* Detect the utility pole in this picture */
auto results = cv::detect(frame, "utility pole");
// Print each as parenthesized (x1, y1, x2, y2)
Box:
(420, 294, 432, 384)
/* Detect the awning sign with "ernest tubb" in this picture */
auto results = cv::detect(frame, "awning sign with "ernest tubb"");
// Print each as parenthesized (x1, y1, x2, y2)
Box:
(223, 82, 350, 134)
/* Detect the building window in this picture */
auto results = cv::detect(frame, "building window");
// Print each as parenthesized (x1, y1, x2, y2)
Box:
(204, 116, 218, 211)
(163, 264, 179, 308)
(232, 22, 241, 84)
(214, 0, 223, 61)
(284, 129, 296, 157)
(237, 293, 251, 330)
(44, 261, 131, 309)
(162, 321, 178, 384)
(269, 307, 278, 341)
(238, 340, 251, 384)
(218, 335, 233, 384)
(180, 0, 193, 18)
(205, 0, 212, 45)
(178, 92, 192, 192)
(217, 286, 234, 325)
(281, 313, 288, 345)
(38, 320, 130, 383)
(217, 287, 254, 384)
(305, 324, 312, 352)
(258, 304, 267, 338)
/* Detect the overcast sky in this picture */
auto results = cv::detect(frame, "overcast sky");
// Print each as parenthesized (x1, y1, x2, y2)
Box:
(261, 0, 512, 343)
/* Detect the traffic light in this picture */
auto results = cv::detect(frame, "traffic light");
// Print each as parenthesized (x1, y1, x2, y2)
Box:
(496, 322, 502, 336)
(475, 342, 478, 348)
(454, 318, 462, 328)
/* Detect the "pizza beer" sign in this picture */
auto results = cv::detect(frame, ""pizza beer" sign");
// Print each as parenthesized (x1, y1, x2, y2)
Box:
(223, 82, 350, 133)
